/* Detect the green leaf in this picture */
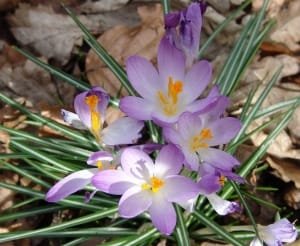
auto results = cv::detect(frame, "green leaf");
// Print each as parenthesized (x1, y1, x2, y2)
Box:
(161, 0, 170, 15)
(192, 211, 243, 246)
(174, 205, 190, 246)
(0, 207, 118, 243)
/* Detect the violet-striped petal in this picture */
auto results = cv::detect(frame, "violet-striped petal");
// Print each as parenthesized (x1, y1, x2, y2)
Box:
(266, 219, 298, 244)
(120, 96, 153, 121)
(148, 195, 176, 235)
(197, 174, 221, 195)
(121, 148, 154, 180)
(198, 148, 240, 170)
(119, 186, 152, 218)
(183, 60, 212, 102)
(154, 145, 184, 177)
(157, 37, 185, 84)
(208, 117, 242, 146)
(163, 126, 181, 145)
(87, 151, 113, 165)
(164, 175, 199, 204)
(178, 112, 202, 140)
(91, 170, 134, 195)
(61, 109, 86, 129)
(46, 168, 98, 202)
(206, 193, 241, 215)
(102, 117, 144, 145)
(126, 56, 160, 100)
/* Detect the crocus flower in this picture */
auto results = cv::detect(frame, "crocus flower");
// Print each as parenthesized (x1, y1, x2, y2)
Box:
(46, 151, 113, 202)
(120, 37, 214, 126)
(165, 2, 205, 68)
(163, 111, 241, 171)
(92, 145, 199, 235)
(250, 219, 297, 246)
(62, 87, 144, 145)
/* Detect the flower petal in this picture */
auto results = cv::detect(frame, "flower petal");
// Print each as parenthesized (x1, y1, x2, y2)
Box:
(197, 174, 221, 195)
(126, 56, 160, 100)
(61, 109, 87, 129)
(102, 117, 144, 145)
(148, 196, 176, 235)
(121, 148, 154, 180)
(155, 145, 183, 177)
(120, 96, 153, 121)
(46, 168, 97, 202)
(91, 170, 134, 195)
(87, 151, 113, 165)
(178, 112, 202, 140)
(199, 148, 240, 170)
(206, 193, 241, 215)
(163, 126, 182, 145)
(186, 96, 219, 115)
(119, 186, 152, 218)
(157, 37, 185, 85)
(267, 219, 298, 244)
(208, 117, 242, 146)
(183, 60, 212, 102)
(163, 175, 199, 204)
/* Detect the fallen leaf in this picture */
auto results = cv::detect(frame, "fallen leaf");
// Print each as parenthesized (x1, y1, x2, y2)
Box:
(7, 3, 100, 64)
(79, 0, 129, 13)
(252, 0, 286, 18)
(85, 4, 165, 97)
(284, 186, 300, 210)
(269, 0, 300, 51)
(267, 157, 300, 188)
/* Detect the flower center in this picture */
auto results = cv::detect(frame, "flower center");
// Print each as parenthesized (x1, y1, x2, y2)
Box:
(142, 177, 164, 193)
(190, 128, 213, 152)
(218, 175, 227, 186)
(96, 160, 103, 170)
(85, 94, 102, 141)
(157, 77, 183, 116)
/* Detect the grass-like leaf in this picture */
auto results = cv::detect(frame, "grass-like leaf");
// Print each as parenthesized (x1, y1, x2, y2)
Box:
(174, 205, 190, 246)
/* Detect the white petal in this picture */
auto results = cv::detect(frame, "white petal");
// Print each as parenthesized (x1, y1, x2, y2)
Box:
(61, 109, 87, 129)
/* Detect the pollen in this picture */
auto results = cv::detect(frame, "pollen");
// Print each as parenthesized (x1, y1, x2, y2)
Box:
(141, 177, 165, 193)
(218, 175, 227, 186)
(96, 160, 103, 170)
(190, 128, 213, 152)
(157, 77, 183, 116)
(85, 94, 102, 141)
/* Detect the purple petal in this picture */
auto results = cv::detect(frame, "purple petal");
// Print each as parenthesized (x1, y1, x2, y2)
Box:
(102, 117, 144, 145)
(206, 193, 241, 215)
(120, 96, 153, 121)
(119, 186, 152, 218)
(178, 112, 202, 140)
(183, 60, 212, 102)
(165, 12, 180, 28)
(154, 145, 184, 177)
(61, 109, 87, 129)
(157, 37, 185, 85)
(163, 126, 181, 145)
(266, 219, 298, 244)
(87, 151, 113, 166)
(186, 96, 219, 115)
(182, 147, 200, 171)
(46, 168, 97, 202)
(164, 175, 199, 204)
(199, 148, 240, 170)
(148, 196, 176, 235)
(121, 148, 154, 179)
(197, 174, 221, 195)
(208, 118, 242, 146)
(91, 170, 134, 195)
(126, 56, 160, 100)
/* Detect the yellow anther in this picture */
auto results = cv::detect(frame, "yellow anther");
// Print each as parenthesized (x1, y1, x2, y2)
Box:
(150, 177, 164, 193)
(157, 77, 183, 116)
(219, 175, 227, 186)
(190, 128, 213, 152)
(85, 95, 102, 141)
(141, 177, 165, 193)
(96, 160, 103, 170)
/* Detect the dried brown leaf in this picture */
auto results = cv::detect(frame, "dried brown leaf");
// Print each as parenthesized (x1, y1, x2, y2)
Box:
(85, 4, 164, 97)
(7, 4, 100, 64)
(284, 186, 300, 210)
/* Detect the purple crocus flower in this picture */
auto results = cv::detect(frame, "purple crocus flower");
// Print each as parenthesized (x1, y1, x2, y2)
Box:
(120, 37, 214, 126)
(46, 151, 113, 202)
(92, 145, 199, 235)
(250, 219, 298, 246)
(163, 111, 241, 171)
(62, 87, 144, 145)
(165, 2, 204, 68)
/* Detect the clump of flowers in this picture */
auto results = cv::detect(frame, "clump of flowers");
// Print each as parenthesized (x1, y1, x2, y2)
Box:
(45, 2, 298, 244)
